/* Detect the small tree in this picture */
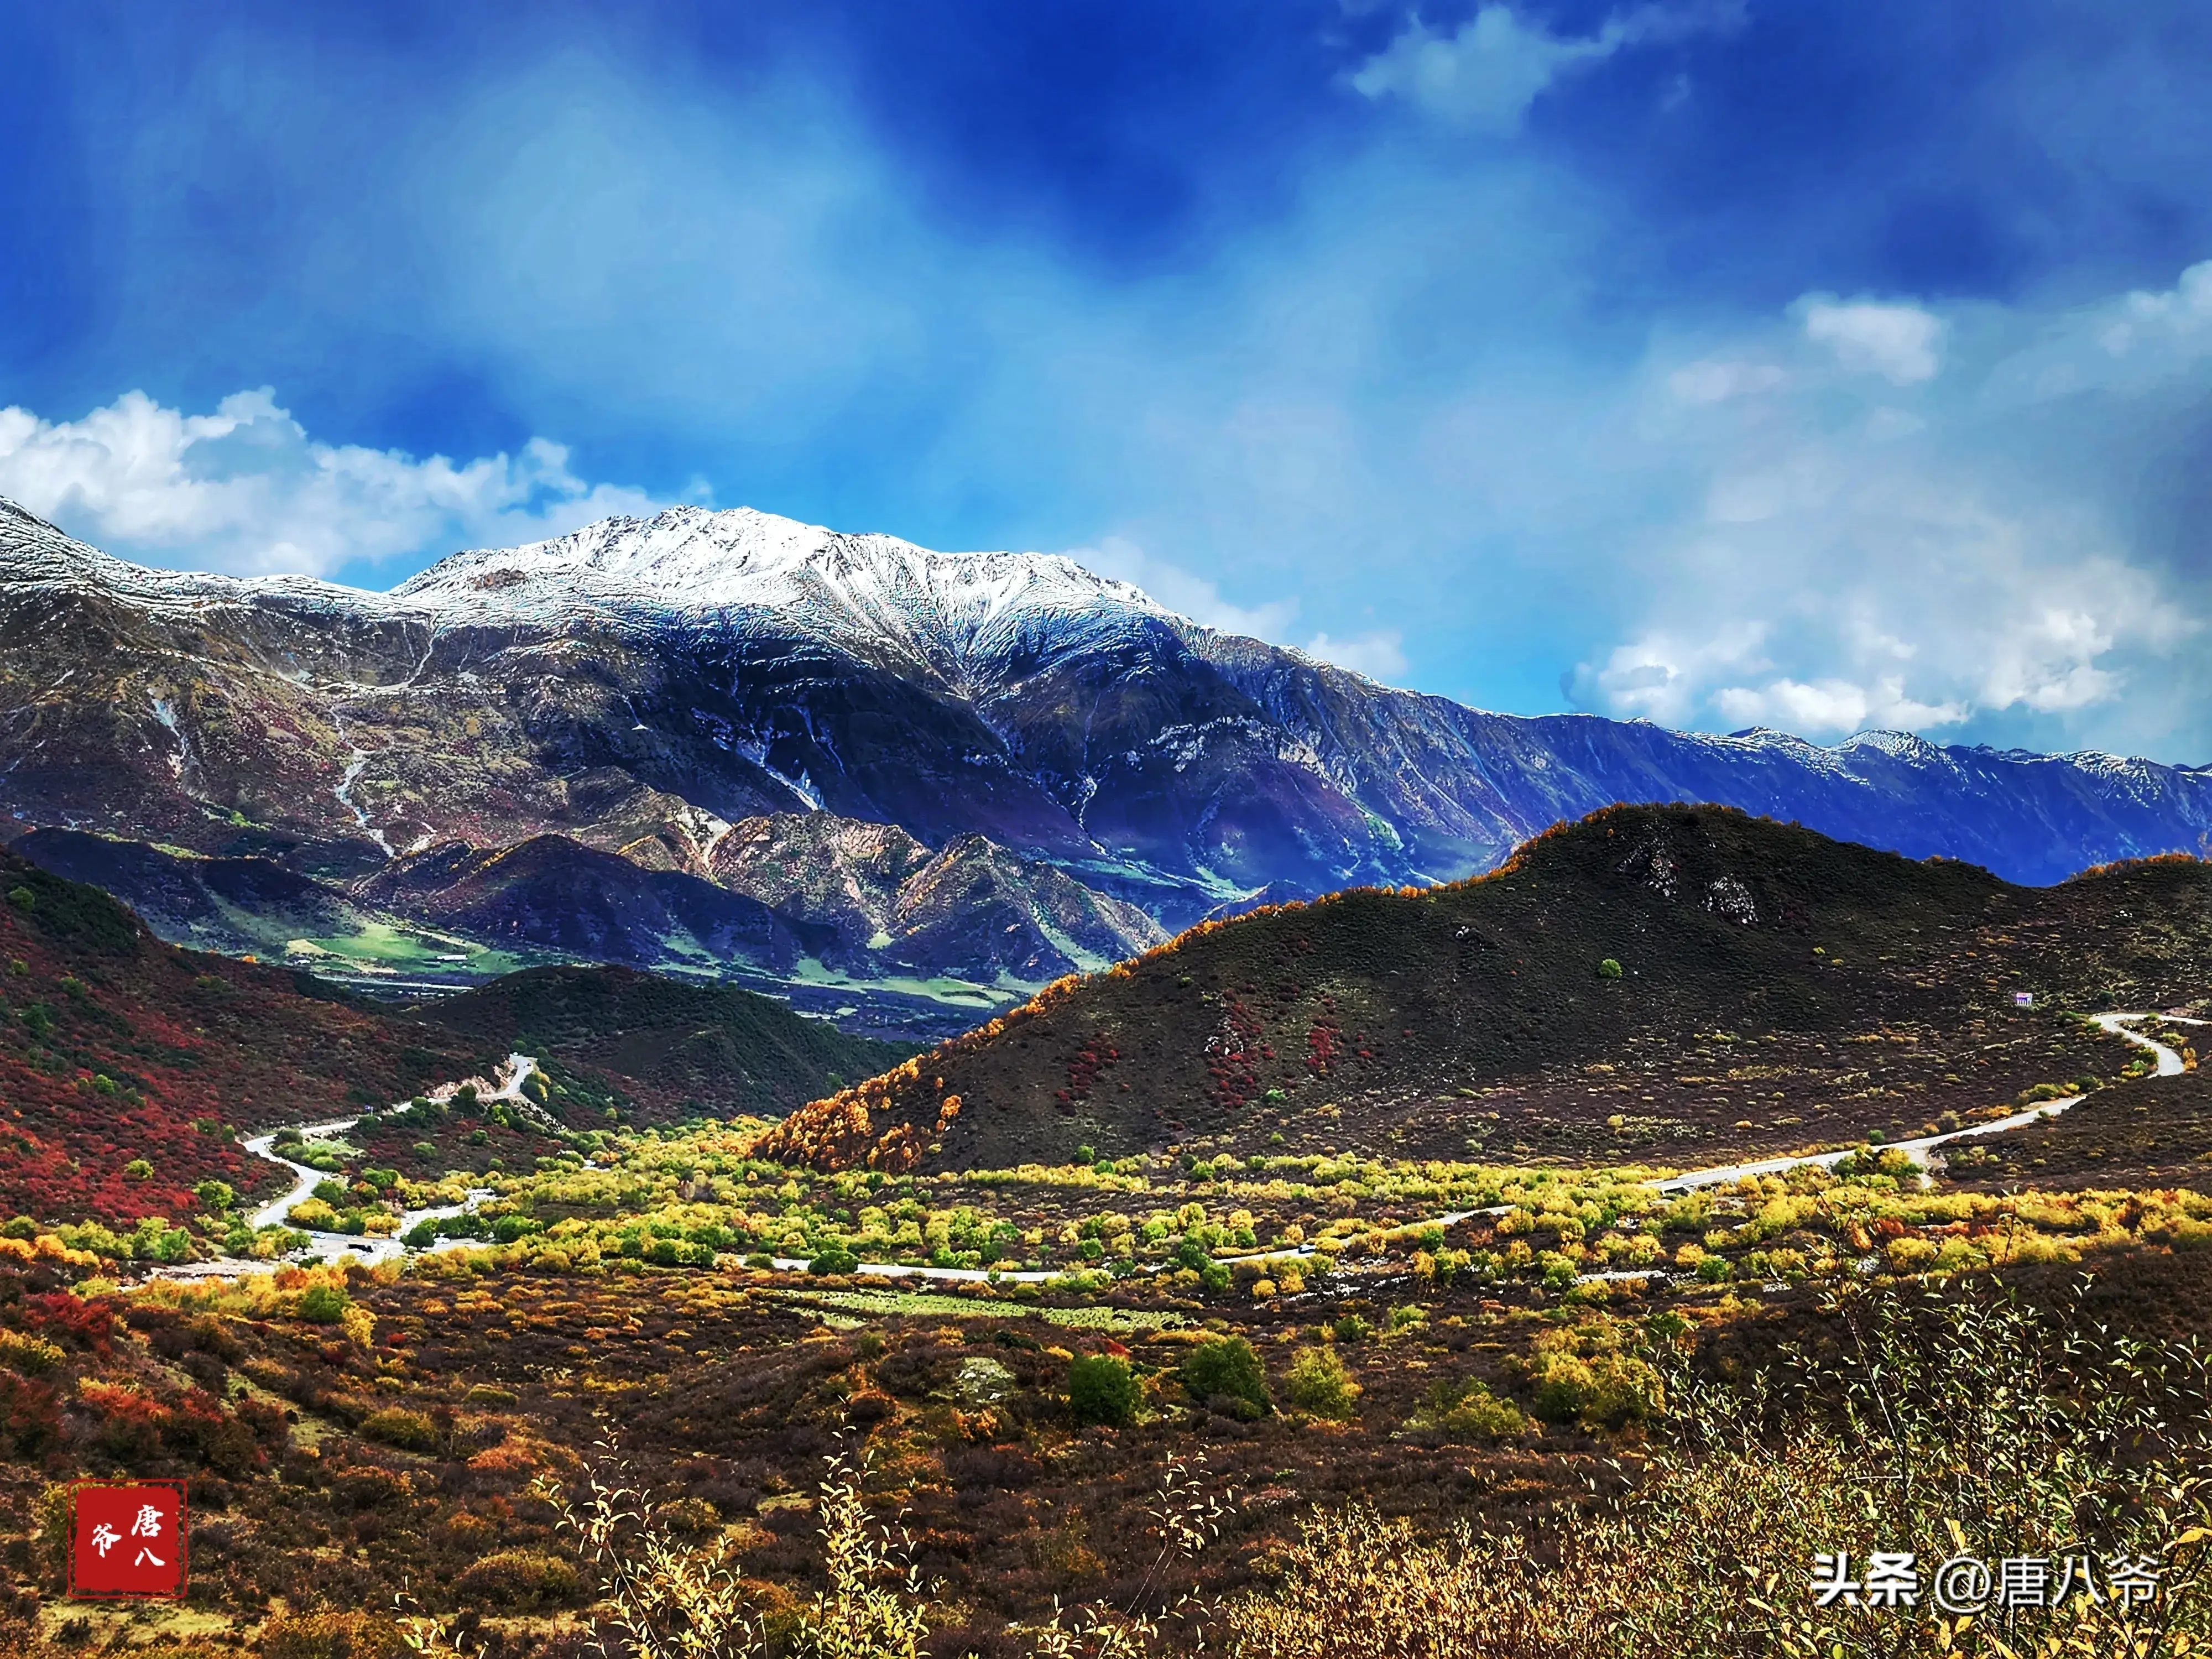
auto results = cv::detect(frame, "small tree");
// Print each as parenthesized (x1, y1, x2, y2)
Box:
(1596, 958, 1623, 980)
(1068, 1354, 1138, 1427)
(1180, 1337, 1272, 1418)
(1284, 1347, 1360, 1421)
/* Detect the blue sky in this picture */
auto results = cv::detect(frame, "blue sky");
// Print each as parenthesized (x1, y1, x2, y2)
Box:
(4, 1, 2212, 760)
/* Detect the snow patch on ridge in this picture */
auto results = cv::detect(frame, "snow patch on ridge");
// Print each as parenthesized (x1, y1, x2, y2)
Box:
(394, 505, 1189, 680)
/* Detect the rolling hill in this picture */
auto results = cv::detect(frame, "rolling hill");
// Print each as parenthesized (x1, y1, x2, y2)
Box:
(0, 852, 914, 1229)
(410, 963, 913, 1120)
(758, 805, 2212, 1173)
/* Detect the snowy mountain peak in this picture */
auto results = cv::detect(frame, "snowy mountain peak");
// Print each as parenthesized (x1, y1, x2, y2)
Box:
(395, 505, 1186, 671)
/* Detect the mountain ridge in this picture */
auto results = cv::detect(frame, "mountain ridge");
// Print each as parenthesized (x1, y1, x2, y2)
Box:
(3, 497, 2209, 955)
(757, 805, 2212, 1174)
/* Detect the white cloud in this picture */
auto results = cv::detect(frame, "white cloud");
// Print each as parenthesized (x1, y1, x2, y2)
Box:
(1349, 3, 1743, 133)
(1985, 258, 2212, 402)
(1797, 296, 1945, 383)
(1571, 279, 2211, 745)
(1667, 359, 1786, 405)
(1350, 7, 1621, 133)
(1073, 536, 1301, 639)
(1713, 677, 1968, 735)
(1574, 622, 1770, 725)
(1303, 629, 1410, 680)
(1069, 538, 1407, 682)
(0, 389, 660, 577)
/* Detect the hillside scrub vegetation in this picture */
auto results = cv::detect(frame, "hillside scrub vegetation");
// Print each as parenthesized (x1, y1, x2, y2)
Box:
(1224, 1285, 2212, 1658)
(756, 807, 2212, 1175)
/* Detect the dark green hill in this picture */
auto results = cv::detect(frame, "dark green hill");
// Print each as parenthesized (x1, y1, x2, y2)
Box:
(760, 805, 2212, 1172)
(412, 964, 917, 1121)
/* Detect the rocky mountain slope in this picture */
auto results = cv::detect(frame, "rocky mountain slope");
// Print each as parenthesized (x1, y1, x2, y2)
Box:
(5, 814, 1166, 1027)
(758, 806, 2212, 1173)
(4, 495, 2209, 943)
(707, 811, 1164, 978)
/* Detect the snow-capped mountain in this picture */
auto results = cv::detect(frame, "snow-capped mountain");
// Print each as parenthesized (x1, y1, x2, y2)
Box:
(395, 506, 1183, 691)
(2, 496, 2208, 943)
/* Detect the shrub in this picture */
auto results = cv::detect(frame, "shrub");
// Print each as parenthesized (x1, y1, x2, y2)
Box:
(455, 1548, 583, 1610)
(0, 1330, 65, 1376)
(808, 1246, 860, 1276)
(258, 1611, 409, 1659)
(1225, 1287, 2212, 1658)
(1284, 1347, 1360, 1420)
(296, 1284, 351, 1323)
(542, 1451, 927, 1655)
(1596, 957, 1623, 980)
(1417, 1379, 1528, 1441)
(6, 887, 32, 911)
(1067, 1353, 1138, 1427)
(1527, 1350, 1660, 1429)
(359, 1407, 440, 1453)
(1180, 1336, 1271, 1418)
(122, 1159, 153, 1182)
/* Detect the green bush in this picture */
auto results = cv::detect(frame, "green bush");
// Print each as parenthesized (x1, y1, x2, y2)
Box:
(1596, 957, 1624, 980)
(1067, 1353, 1138, 1426)
(1411, 1378, 1530, 1441)
(1284, 1346, 1360, 1420)
(122, 1158, 153, 1181)
(359, 1407, 440, 1453)
(808, 1246, 859, 1275)
(296, 1284, 351, 1323)
(1527, 1350, 1660, 1429)
(1180, 1335, 1272, 1418)
(6, 887, 32, 911)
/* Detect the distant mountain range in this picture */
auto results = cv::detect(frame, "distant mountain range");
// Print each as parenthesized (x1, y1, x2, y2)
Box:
(3, 495, 2208, 1021)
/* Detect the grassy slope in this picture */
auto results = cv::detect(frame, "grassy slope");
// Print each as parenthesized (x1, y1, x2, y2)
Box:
(761, 804, 2212, 1172)
(410, 964, 917, 1121)
(0, 855, 916, 1225)
(0, 851, 492, 1222)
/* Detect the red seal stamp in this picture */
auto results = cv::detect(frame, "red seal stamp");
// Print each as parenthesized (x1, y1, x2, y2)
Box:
(69, 1480, 187, 1599)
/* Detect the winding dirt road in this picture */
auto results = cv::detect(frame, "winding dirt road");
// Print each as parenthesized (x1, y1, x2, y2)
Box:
(175, 1015, 2197, 1289)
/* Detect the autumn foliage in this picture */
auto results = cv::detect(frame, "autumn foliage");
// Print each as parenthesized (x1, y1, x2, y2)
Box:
(0, 851, 481, 1224)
